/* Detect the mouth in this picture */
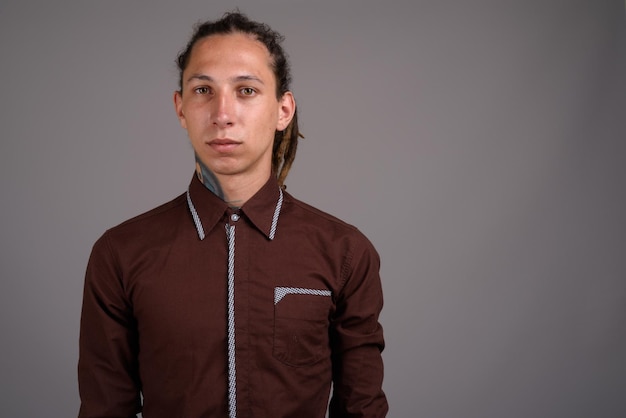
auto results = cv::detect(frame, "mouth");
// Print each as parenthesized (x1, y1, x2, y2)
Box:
(208, 138, 241, 153)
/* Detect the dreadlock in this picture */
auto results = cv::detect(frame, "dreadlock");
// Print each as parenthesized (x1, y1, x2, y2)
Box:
(273, 111, 304, 187)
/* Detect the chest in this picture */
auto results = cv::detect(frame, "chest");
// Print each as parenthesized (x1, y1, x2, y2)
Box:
(125, 221, 342, 344)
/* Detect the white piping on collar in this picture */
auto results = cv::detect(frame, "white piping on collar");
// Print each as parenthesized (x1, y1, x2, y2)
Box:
(268, 187, 283, 241)
(186, 189, 205, 240)
(186, 187, 284, 241)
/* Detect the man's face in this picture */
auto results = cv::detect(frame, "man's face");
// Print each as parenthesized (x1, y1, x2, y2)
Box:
(174, 33, 294, 184)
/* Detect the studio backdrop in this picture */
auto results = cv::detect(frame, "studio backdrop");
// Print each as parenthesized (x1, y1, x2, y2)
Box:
(1, 1, 625, 417)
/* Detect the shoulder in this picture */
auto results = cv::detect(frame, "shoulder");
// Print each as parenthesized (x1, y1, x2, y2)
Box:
(93, 192, 188, 253)
(282, 191, 378, 254)
(282, 192, 382, 291)
(112, 193, 187, 231)
(283, 191, 355, 229)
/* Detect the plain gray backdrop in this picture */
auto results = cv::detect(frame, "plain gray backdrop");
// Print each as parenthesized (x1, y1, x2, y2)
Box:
(1, 1, 625, 417)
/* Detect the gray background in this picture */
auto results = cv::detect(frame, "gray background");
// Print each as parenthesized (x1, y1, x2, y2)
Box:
(1, 1, 625, 417)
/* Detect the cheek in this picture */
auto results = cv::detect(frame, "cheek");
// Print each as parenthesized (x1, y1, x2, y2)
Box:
(267, 107, 281, 131)
(248, 106, 279, 132)
(186, 107, 211, 130)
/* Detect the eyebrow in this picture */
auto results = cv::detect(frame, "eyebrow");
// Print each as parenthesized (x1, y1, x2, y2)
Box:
(186, 74, 265, 85)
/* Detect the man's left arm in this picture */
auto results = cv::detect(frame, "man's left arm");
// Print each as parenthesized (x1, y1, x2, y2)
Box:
(329, 237, 388, 418)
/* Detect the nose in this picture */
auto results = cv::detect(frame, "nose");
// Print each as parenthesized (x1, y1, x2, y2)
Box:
(212, 91, 234, 128)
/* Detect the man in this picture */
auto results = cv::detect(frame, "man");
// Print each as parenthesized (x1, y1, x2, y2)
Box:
(78, 11, 387, 418)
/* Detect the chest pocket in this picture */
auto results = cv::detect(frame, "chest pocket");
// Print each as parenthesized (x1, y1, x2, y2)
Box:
(273, 287, 332, 367)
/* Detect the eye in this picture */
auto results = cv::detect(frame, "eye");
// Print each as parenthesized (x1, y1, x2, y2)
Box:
(194, 86, 210, 94)
(240, 87, 256, 96)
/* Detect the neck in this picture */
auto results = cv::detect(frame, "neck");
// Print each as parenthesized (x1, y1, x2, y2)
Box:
(194, 155, 270, 207)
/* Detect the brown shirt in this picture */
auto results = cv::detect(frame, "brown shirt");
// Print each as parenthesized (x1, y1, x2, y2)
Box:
(78, 175, 387, 417)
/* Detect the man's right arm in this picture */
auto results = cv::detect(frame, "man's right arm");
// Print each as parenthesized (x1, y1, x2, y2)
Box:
(78, 233, 141, 418)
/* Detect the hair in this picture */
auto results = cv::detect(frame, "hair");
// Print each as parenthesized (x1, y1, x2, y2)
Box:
(176, 11, 303, 187)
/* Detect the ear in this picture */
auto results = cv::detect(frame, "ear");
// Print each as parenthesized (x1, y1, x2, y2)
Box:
(276, 91, 296, 131)
(173, 91, 187, 129)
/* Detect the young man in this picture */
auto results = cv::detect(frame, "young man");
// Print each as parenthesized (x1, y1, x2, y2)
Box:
(78, 12, 387, 418)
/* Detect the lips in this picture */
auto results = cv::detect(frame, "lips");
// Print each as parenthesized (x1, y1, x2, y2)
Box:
(208, 138, 241, 153)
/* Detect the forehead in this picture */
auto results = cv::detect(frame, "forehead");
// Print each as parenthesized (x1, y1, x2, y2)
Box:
(186, 33, 274, 77)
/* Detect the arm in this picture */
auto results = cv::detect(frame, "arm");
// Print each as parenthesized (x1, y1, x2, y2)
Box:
(329, 238, 388, 418)
(78, 233, 141, 418)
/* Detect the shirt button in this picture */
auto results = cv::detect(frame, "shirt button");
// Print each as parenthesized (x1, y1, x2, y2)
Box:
(230, 213, 240, 222)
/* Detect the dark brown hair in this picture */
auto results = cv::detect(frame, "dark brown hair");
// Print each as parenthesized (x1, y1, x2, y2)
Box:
(176, 11, 303, 186)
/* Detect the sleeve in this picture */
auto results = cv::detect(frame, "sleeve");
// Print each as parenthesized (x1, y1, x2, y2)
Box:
(328, 236, 389, 418)
(78, 233, 141, 418)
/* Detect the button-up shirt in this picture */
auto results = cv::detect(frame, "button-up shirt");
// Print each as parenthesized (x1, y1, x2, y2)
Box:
(78, 175, 387, 417)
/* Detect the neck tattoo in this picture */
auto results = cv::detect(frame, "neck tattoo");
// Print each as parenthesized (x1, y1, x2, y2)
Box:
(195, 154, 226, 201)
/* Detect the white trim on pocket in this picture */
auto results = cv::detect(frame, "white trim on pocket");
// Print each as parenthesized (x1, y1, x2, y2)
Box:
(274, 287, 332, 305)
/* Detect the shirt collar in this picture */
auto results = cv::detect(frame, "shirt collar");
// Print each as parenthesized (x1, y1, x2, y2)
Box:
(186, 174, 284, 241)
